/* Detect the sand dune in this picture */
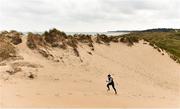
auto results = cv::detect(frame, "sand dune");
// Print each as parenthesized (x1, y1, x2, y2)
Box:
(0, 36, 180, 108)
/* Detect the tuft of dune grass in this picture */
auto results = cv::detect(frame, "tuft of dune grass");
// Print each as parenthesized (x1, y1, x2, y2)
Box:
(0, 30, 22, 45)
(27, 32, 46, 49)
(0, 38, 16, 61)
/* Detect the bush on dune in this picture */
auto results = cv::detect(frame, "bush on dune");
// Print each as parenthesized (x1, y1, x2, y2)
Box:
(66, 36, 78, 48)
(27, 32, 56, 59)
(74, 34, 94, 50)
(43, 28, 72, 49)
(110, 36, 119, 43)
(96, 34, 111, 44)
(0, 38, 16, 61)
(0, 30, 22, 45)
(120, 34, 140, 46)
(74, 34, 93, 43)
(26, 28, 81, 58)
(27, 32, 46, 49)
(44, 28, 67, 44)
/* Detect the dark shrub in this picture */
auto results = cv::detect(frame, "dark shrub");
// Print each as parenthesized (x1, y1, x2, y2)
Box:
(0, 30, 22, 45)
(27, 32, 46, 49)
(120, 37, 126, 43)
(96, 34, 111, 44)
(74, 34, 93, 43)
(111, 37, 119, 43)
(66, 37, 78, 48)
(0, 38, 16, 61)
(44, 28, 67, 44)
(120, 36, 139, 46)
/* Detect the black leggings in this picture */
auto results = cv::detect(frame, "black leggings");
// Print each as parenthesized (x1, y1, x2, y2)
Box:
(107, 82, 117, 93)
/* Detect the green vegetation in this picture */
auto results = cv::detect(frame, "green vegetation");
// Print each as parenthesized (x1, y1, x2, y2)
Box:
(120, 34, 139, 46)
(121, 32, 180, 63)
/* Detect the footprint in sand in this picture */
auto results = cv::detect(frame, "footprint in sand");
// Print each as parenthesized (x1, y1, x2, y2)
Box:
(132, 94, 142, 97)
(54, 94, 60, 97)
(16, 94, 22, 97)
(160, 96, 165, 99)
(131, 94, 136, 97)
(148, 95, 154, 98)
(54, 78, 60, 81)
(83, 94, 87, 96)
(36, 93, 41, 95)
(68, 93, 72, 95)
(73, 80, 77, 83)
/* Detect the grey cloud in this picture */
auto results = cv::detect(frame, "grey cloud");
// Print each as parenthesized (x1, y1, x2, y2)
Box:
(0, 0, 179, 32)
(0, 0, 57, 16)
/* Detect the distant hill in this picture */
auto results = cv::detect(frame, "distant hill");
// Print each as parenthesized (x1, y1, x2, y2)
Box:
(109, 28, 180, 33)
(141, 28, 179, 32)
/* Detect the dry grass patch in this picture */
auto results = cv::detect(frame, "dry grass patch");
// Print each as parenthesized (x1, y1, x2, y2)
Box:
(0, 30, 22, 45)
(27, 32, 46, 49)
(0, 38, 16, 61)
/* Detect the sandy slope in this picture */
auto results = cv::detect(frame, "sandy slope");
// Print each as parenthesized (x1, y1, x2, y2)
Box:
(0, 37, 180, 108)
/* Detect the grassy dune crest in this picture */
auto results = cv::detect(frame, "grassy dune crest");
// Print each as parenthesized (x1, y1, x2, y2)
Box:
(121, 32, 180, 63)
(1, 28, 180, 63)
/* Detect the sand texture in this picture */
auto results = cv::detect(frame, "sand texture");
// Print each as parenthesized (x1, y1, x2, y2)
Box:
(0, 37, 180, 108)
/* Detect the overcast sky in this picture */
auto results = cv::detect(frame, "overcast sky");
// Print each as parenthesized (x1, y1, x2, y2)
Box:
(0, 0, 180, 32)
